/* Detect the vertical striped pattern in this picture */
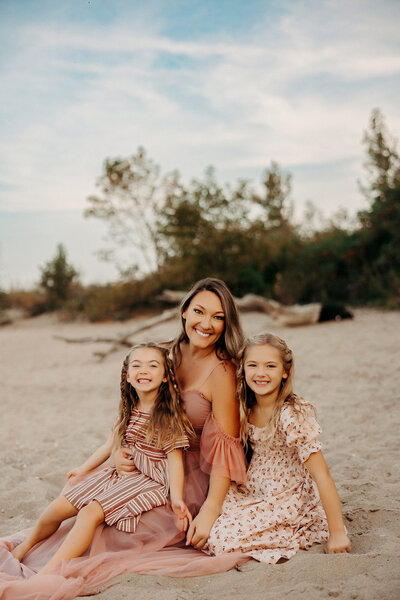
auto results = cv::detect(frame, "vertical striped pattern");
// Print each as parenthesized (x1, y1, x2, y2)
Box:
(65, 409, 189, 532)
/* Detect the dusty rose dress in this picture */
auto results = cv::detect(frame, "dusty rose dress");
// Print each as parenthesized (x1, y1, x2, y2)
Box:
(207, 399, 329, 563)
(0, 391, 247, 599)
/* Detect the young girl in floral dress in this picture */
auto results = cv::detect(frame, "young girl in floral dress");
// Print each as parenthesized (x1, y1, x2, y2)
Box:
(11, 343, 193, 573)
(207, 333, 351, 563)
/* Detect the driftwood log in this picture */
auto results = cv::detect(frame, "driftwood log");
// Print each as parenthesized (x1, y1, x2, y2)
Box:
(56, 291, 352, 360)
(156, 291, 323, 326)
(55, 307, 179, 360)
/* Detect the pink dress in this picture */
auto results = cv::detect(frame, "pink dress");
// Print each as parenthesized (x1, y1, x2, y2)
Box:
(207, 399, 329, 563)
(65, 409, 189, 533)
(0, 392, 247, 600)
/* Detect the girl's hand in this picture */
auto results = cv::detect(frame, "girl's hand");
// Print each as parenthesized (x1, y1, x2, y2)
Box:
(113, 447, 135, 477)
(67, 467, 87, 480)
(186, 503, 220, 549)
(171, 499, 192, 532)
(325, 532, 351, 554)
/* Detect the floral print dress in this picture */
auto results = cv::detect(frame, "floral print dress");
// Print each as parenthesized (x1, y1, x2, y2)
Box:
(207, 399, 329, 563)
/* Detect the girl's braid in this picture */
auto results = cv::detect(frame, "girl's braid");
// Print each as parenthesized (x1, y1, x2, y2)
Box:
(120, 354, 131, 421)
(165, 353, 180, 393)
(113, 352, 136, 447)
(236, 353, 250, 445)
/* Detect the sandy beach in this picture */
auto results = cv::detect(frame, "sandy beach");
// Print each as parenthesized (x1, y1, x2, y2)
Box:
(1, 308, 399, 599)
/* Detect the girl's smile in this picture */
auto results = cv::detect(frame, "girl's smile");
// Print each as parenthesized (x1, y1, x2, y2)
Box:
(245, 344, 287, 401)
(127, 347, 167, 395)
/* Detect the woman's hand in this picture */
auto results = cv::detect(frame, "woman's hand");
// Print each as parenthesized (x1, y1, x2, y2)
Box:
(186, 503, 220, 549)
(171, 499, 192, 532)
(113, 446, 135, 477)
(325, 531, 351, 554)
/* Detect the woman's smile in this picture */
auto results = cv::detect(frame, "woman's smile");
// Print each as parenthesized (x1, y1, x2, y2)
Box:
(194, 328, 213, 338)
(182, 290, 225, 348)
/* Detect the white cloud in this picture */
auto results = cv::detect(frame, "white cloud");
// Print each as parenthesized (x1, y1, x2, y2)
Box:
(0, 0, 399, 218)
(1, 0, 399, 287)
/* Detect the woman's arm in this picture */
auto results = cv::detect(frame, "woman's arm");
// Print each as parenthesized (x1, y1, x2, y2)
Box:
(187, 362, 239, 549)
(67, 431, 114, 479)
(305, 451, 351, 553)
(186, 472, 230, 548)
(167, 449, 192, 532)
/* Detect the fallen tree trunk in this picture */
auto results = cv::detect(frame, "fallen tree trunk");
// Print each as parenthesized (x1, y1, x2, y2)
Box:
(56, 292, 352, 359)
(156, 291, 322, 325)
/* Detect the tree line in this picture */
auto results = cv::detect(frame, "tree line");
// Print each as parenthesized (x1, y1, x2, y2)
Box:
(2, 109, 399, 321)
(84, 108, 400, 312)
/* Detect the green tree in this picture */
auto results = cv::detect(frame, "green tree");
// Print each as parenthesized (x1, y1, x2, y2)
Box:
(357, 109, 400, 304)
(157, 167, 260, 293)
(283, 109, 400, 306)
(40, 244, 78, 310)
(254, 161, 293, 228)
(85, 148, 168, 277)
(359, 108, 400, 200)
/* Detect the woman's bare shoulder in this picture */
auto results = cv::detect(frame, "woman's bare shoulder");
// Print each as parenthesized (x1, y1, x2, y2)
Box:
(208, 358, 236, 391)
(213, 357, 236, 375)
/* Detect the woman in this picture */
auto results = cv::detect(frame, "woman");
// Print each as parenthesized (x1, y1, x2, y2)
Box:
(0, 278, 248, 599)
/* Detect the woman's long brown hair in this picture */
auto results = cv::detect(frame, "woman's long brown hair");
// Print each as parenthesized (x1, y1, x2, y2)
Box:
(170, 277, 244, 367)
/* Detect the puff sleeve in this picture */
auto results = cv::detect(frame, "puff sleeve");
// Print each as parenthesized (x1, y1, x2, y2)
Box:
(199, 412, 247, 484)
(162, 434, 190, 454)
(279, 400, 322, 463)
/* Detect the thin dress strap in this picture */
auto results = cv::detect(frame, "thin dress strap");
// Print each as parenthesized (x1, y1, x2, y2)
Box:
(196, 359, 230, 390)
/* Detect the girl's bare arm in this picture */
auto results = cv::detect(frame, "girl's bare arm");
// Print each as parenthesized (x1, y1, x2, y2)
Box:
(167, 449, 192, 531)
(67, 431, 114, 479)
(305, 451, 351, 553)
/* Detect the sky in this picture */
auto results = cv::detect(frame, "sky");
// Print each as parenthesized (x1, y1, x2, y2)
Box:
(0, 0, 399, 288)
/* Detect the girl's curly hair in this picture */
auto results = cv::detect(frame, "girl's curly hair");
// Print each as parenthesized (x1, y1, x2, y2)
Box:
(113, 343, 194, 448)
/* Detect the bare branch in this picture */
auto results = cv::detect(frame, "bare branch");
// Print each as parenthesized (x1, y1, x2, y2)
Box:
(54, 308, 179, 359)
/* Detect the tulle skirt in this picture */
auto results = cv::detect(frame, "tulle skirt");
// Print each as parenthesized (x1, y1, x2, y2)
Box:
(0, 448, 248, 599)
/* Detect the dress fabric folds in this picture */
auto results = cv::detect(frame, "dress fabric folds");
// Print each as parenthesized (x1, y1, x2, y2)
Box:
(0, 391, 248, 599)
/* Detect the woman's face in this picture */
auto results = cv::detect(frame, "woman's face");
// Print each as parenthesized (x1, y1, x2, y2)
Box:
(182, 290, 225, 349)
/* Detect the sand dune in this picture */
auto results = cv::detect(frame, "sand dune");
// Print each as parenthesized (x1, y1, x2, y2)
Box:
(0, 308, 399, 599)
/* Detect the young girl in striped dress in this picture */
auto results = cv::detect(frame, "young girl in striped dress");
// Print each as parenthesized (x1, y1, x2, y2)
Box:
(12, 343, 193, 574)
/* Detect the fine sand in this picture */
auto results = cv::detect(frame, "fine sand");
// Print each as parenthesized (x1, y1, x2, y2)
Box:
(0, 308, 399, 599)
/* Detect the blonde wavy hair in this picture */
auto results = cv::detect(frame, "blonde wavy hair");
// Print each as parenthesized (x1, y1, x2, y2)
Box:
(113, 343, 194, 449)
(238, 333, 304, 447)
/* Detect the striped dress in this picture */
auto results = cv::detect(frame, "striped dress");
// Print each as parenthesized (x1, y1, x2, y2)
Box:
(64, 409, 189, 533)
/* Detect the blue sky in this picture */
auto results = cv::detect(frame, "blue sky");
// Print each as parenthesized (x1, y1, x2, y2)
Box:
(0, 0, 399, 288)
